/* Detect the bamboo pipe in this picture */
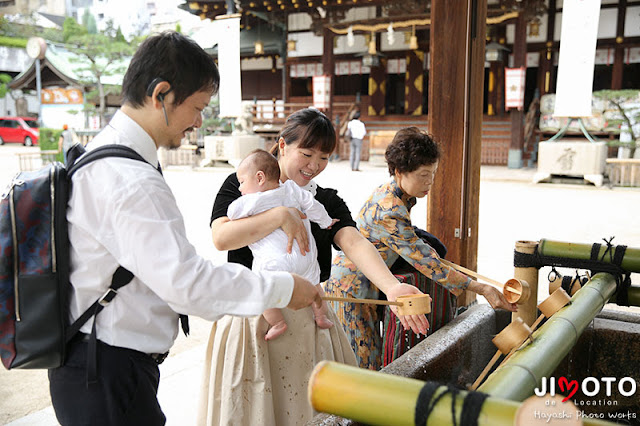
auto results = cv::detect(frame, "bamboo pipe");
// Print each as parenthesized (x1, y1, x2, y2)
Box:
(439, 258, 529, 303)
(539, 239, 640, 273)
(513, 240, 539, 326)
(308, 361, 612, 426)
(478, 273, 617, 401)
(610, 285, 640, 307)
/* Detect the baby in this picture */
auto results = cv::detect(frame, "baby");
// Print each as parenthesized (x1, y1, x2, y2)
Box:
(227, 149, 336, 341)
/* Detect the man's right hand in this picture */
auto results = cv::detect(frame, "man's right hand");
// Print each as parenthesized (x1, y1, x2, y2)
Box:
(287, 273, 322, 310)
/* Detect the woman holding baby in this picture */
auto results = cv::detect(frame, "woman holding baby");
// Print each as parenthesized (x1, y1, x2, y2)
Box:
(197, 108, 428, 426)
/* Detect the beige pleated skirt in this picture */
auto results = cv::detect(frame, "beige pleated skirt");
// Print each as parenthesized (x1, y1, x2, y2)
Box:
(197, 306, 357, 426)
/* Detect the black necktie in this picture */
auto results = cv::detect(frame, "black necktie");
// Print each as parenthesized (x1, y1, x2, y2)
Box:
(157, 162, 190, 336)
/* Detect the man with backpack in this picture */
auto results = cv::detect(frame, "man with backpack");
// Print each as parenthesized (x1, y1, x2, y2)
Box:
(47, 32, 322, 425)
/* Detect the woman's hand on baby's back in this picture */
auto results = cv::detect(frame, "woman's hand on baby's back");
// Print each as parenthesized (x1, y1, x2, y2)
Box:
(277, 207, 309, 255)
(287, 273, 322, 310)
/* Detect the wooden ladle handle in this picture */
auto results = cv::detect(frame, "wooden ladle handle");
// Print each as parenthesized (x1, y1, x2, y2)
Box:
(322, 296, 402, 306)
(440, 258, 504, 288)
(322, 294, 432, 315)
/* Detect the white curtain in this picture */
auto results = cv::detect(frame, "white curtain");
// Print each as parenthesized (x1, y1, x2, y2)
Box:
(215, 16, 242, 118)
(554, 0, 602, 118)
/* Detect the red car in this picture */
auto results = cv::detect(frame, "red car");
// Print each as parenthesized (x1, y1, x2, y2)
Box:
(0, 117, 39, 146)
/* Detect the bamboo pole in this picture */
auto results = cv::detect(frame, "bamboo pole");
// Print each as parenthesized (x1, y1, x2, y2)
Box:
(513, 241, 539, 326)
(308, 361, 612, 426)
(610, 286, 640, 307)
(539, 239, 640, 273)
(478, 273, 617, 401)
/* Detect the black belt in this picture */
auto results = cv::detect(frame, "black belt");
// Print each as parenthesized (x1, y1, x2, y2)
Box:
(78, 333, 169, 365)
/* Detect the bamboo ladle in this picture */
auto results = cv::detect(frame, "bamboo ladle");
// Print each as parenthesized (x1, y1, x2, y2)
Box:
(496, 287, 572, 368)
(470, 317, 532, 390)
(440, 258, 530, 304)
(322, 294, 432, 315)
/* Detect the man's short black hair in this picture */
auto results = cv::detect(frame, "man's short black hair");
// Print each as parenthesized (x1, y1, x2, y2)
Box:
(122, 31, 220, 108)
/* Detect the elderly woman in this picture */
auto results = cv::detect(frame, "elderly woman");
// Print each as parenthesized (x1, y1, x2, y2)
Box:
(325, 127, 517, 370)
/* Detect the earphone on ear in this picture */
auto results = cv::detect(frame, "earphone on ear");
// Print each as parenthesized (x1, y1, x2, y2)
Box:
(146, 78, 170, 126)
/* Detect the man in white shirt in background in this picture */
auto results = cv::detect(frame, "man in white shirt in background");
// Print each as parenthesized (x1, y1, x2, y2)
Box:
(48, 31, 321, 426)
(347, 111, 366, 171)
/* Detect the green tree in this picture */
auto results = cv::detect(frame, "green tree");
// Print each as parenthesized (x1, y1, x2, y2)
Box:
(66, 25, 138, 127)
(82, 9, 98, 34)
(115, 27, 126, 42)
(593, 89, 640, 156)
(62, 17, 87, 42)
(0, 73, 12, 99)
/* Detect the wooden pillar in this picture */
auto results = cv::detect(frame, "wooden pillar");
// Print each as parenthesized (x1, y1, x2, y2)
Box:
(488, 61, 504, 116)
(368, 58, 386, 116)
(487, 27, 506, 116)
(405, 50, 424, 115)
(322, 26, 335, 123)
(538, 1, 555, 97)
(428, 0, 487, 306)
(611, 0, 627, 90)
(508, 12, 526, 169)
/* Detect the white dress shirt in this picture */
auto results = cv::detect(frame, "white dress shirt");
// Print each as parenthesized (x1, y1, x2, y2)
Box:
(227, 180, 333, 284)
(67, 110, 293, 354)
(347, 119, 366, 140)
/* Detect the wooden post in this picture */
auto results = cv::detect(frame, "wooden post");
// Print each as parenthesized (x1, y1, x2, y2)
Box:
(368, 59, 386, 116)
(428, 0, 486, 307)
(611, 0, 627, 90)
(508, 12, 526, 169)
(537, 1, 556, 97)
(322, 26, 335, 124)
(405, 50, 424, 115)
(512, 240, 539, 326)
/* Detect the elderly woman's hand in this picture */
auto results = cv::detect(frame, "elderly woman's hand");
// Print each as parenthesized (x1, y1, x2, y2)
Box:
(386, 283, 430, 335)
(477, 283, 518, 312)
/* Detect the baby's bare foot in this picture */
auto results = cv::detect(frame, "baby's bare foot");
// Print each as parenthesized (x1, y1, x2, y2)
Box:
(265, 321, 288, 341)
(314, 314, 334, 329)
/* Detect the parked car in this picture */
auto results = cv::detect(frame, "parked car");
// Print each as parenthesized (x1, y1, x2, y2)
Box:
(0, 117, 39, 146)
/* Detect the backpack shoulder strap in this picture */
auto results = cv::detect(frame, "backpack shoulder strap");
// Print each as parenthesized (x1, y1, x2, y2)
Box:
(64, 144, 157, 347)
(67, 144, 157, 178)
(65, 267, 134, 342)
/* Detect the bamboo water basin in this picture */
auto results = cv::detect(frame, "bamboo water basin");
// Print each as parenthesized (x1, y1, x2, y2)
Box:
(309, 304, 640, 425)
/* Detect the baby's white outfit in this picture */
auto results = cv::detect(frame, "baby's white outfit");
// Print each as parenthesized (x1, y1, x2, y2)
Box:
(227, 180, 333, 283)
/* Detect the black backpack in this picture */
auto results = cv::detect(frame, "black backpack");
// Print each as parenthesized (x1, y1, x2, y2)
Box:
(0, 144, 147, 370)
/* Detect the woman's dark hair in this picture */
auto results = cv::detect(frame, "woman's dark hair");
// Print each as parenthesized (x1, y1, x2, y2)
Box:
(352, 111, 361, 120)
(269, 108, 336, 156)
(385, 127, 441, 176)
(122, 31, 220, 108)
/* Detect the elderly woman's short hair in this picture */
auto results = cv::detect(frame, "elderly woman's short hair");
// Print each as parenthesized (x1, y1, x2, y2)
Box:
(385, 127, 441, 176)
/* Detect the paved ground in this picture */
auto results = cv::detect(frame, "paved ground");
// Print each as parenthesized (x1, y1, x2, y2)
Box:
(1, 145, 639, 425)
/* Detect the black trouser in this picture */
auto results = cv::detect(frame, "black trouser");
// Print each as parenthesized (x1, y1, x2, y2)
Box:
(49, 337, 165, 426)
